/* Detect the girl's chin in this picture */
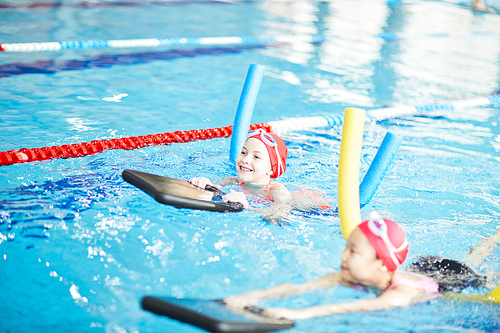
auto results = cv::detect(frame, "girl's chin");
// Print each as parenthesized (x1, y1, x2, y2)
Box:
(237, 173, 254, 182)
(237, 173, 269, 185)
(340, 269, 351, 281)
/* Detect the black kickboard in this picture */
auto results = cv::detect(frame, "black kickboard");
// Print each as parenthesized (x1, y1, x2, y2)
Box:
(122, 169, 243, 213)
(141, 296, 294, 333)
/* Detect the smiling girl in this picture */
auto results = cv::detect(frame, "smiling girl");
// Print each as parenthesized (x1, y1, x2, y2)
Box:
(191, 129, 292, 223)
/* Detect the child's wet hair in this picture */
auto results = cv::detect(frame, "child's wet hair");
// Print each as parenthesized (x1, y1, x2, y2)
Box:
(406, 255, 487, 293)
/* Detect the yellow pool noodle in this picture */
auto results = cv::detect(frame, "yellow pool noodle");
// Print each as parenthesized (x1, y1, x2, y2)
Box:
(444, 283, 500, 304)
(488, 284, 500, 303)
(338, 107, 366, 239)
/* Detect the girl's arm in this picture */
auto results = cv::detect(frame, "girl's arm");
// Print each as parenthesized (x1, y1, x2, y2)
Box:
(224, 274, 341, 310)
(258, 182, 293, 222)
(259, 203, 293, 224)
(221, 182, 293, 222)
(262, 283, 422, 320)
(465, 228, 500, 268)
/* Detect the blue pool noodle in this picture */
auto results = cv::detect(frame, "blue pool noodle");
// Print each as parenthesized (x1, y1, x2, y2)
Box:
(229, 64, 266, 163)
(359, 132, 403, 207)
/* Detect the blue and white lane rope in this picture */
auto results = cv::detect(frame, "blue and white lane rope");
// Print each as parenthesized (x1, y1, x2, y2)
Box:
(268, 94, 500, 135)
(0, 0, 492, 8)
(1, 31, 498, 52)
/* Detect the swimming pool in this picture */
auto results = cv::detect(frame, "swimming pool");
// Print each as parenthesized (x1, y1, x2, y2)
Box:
(1, 0, 500, 332)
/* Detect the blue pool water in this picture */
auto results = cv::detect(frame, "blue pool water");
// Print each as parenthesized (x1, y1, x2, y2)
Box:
(1, 0, 500, 332)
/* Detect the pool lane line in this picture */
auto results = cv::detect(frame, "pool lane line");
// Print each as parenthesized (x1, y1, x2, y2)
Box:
(3, 0, 496, 9)
(0, 123, 272, 167)
(367, 94, 500, 120)
(1, 31, 498, 53)
(0, 0, 237, 9)
(0, 0, 344, 9)
(0, 94, 498, 167)
(267, 94, 500, 135)
(0, 0, 467, 9)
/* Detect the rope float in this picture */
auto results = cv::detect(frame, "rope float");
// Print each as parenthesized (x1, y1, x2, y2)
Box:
(1, 31, 498, 53)
(1, 92, 497, 167)
(367, 94, 500, 121)
(0, 0, 496, 9)
(0, 123, 271, 167)
(268, 93, 500, 135)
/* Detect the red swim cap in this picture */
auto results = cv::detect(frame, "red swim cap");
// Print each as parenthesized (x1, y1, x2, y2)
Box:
(246, 129, 287, 179)
(358, 212, 409, 272)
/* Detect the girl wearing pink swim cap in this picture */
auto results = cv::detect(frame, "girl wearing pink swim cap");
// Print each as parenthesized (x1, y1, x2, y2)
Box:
(225, 212, 443, 319)
(191, 129, 293, 223)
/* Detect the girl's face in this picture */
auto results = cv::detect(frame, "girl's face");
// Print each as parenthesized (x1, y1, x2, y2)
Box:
(235, 138, 273, 185)
(340, 227, 383, 285)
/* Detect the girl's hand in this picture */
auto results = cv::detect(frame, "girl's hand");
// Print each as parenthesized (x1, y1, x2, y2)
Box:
(191, 177, 216, 190)
(224, 294, 259, 310)
(222, 190, 249, 209)
(262, 308, 311, 320)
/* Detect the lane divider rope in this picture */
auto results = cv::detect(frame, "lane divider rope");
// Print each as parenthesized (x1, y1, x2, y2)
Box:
(1, 31, 498, 53)
(1, 93, 498, 167)
(268, 94, 500, 135)
(0, 123, 271, 167)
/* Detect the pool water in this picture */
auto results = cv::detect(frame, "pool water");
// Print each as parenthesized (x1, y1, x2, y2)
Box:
(1, 0, 500, 332)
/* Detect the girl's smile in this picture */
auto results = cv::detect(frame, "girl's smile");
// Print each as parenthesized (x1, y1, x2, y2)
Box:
(239, 165, 253, 172)
(235, 138, 273, 185)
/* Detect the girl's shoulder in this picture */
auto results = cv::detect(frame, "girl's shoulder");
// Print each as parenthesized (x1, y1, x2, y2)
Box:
(394, 271, 422, 281)
(268, 180, 290, 191)
(391, 271, 431, 288)
(388, 272, 441, 299)
(268, 181, 293, 201)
